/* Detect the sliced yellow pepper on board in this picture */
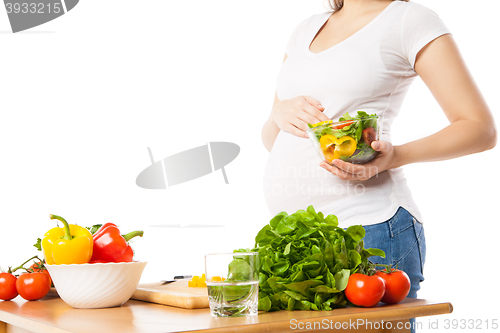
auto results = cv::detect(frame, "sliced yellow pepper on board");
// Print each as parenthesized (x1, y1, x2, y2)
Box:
(198, 274, 207, 287)
(42, 214, 93, 265)
(211, 276, 225, 282)
(188, 276, 200, 287)
(188, 274, 225, 287)
(189, 274, 207, 287)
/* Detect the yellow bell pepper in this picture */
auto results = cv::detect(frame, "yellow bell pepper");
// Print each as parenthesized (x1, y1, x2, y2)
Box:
(42, 214, 93, 265)
(321, 135, 357, 162)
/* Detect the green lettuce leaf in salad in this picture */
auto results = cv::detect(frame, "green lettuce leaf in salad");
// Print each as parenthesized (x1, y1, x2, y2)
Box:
(334, 111, 377, 147)
(233, 206, 385, 312)
(339, 143, 374, 162)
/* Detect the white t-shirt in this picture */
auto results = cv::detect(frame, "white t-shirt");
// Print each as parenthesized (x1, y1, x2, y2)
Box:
(263, 1, 450, 227)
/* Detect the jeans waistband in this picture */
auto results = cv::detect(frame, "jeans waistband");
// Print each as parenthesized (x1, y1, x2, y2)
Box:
(365, 207, 419, 238)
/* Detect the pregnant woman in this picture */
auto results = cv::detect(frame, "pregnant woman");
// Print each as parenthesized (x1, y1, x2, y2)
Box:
(261, 0, 496, 325)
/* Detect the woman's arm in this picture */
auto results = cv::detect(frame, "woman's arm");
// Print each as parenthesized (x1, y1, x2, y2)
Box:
(262, 92, 282, 152)
(320, 34, 496, 180)
(262, 54, 290, 152)
(262, 54, 329, 152)
(395, 34, 496, 166)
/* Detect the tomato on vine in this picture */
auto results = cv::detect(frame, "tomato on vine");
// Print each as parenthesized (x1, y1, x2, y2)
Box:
(16, 272, 51, 301)
(2, 255, 52, 301)
(375, 268, 411, 304)
(29, 261, 52, 287)
(345, 273, 386, 307)
(0, 272, 18, 301)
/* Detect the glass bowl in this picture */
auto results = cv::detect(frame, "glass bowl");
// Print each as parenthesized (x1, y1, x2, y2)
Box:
(306, 115, 380, 164)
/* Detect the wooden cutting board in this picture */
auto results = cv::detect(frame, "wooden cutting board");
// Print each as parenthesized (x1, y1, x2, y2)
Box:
(131, 280, 209, 309)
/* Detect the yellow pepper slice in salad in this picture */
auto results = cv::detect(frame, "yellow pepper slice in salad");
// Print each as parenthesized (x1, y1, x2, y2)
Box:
(319, 135, 337, 150)
(311, 120, 333, 128)
(335, 136, 357, 157)
(321, 135, 357, 162)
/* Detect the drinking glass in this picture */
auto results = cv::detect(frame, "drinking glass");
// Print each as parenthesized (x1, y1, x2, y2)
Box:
(204, 252, 259, 317)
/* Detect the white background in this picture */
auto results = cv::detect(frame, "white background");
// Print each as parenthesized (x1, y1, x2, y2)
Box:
(1, 1, 499, 331)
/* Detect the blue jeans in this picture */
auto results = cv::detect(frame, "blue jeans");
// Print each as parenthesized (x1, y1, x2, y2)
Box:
(363, 207, 426, 332)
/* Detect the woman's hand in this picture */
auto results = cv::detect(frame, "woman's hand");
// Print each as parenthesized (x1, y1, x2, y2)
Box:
(319, 141, 399, 180)
(271, 96, 330, 138)
(262, 53, 330, 151)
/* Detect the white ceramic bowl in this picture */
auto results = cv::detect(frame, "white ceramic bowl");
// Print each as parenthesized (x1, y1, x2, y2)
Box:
(46, 261, 147, 309)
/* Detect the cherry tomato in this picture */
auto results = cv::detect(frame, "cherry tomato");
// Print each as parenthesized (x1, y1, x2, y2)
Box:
(362, 127, 377, 147)
(345, 273, 385, 307)
(0, 272, 18, 301)
(16, 272, 51, 301)
(29, 262, 52, 287)
(375, 269, 411, 304)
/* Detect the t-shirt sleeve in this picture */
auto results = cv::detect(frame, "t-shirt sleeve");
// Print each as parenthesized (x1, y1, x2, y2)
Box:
(401, 3, 451, 69)
(284, 18, 309, 56)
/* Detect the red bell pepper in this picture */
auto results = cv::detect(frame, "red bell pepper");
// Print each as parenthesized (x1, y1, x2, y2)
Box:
(89, 223, 143, 263)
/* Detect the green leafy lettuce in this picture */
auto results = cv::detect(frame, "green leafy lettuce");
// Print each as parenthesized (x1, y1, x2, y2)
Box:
(235, 206, 384, 312)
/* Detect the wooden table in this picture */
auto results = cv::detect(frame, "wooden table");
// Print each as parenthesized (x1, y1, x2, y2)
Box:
(0, 294, 452, 333)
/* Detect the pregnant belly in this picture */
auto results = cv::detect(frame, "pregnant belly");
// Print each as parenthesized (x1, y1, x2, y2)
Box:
(263, 131, 396, 224)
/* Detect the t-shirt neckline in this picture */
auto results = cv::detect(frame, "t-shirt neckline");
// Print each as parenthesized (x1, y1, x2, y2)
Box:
(307, 1, 398, 57)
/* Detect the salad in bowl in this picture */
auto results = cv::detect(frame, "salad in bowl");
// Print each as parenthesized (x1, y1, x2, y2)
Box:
(306, 111, 381, 164)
